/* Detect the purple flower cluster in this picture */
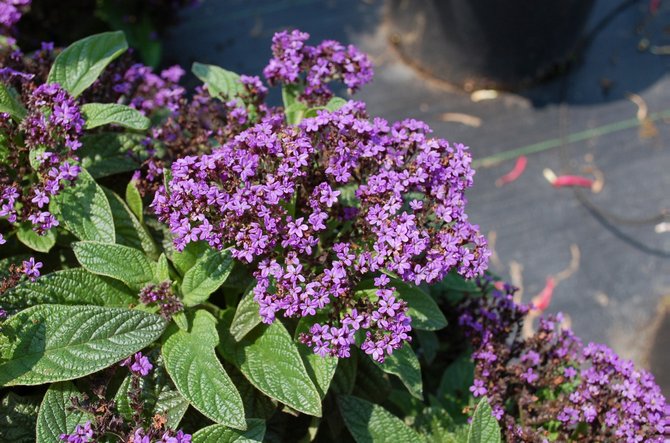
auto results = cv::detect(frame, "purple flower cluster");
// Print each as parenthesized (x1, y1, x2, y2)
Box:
(59, 421, 93, 443)
(138, 281, 183, 319)
(264, 29, 373, 104)
(0, 0, 30, 38)
(154, 97, 487, 361)
(120, 352, 153, 377)
(557, 343, 667, 442)
(112, 63, 186, 115)
(132, 428, 192, 443)
(0, 82, 82, 234)
(459, 278, 668, 442)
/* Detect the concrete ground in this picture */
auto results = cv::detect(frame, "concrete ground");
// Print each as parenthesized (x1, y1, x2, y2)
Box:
(164, 0, 670, 391)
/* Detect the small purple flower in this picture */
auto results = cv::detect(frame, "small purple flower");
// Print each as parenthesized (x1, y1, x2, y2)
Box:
(469, 379, 488, 397)
(22, 257, 42, 281)
(121, 352, 153, 377)
(59, 421, 93, 443)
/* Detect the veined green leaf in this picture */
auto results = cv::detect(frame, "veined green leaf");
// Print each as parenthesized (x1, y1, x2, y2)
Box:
(162, 309, 246, 430)
(16, 224, 56, 253)
(73, 241, 155, 290)
(3, 268, 135, 312)
(47, 31, 128, 97)
(170, 241, 208, 276)
(374, 344, 423, 400)
(0, 83, 27, 120)
(103, 188, 159, 259)
(54, 169, 115, 243)
(0, 305, 166, 386)
(126, 180, 144, 222)
(467, 397, 501, 443)
(230, 284, 261, 342)
(0, 392, 40, 443)
(79, 132, 144, 178)
(233, 321, 322, 417)
(192, 62, 244, 100)
(36, 382, 92, 443)
(181, 248, 234, 306)
(82, 103, 150, 130)
(338, 395, 425, 443)
(192, 419, 266, 443)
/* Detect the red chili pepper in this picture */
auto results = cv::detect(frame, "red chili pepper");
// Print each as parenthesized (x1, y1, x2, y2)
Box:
(495, 155, 527, 187)
(552, 176, 594, 188)
(532, 276, 555, 311)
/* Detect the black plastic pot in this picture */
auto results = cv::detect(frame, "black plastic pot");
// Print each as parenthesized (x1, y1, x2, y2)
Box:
(387, 0, 596, 91)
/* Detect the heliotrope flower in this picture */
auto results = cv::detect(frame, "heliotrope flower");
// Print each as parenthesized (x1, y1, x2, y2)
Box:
(154, 92, 488, 362)
(120, 352, 153, 377)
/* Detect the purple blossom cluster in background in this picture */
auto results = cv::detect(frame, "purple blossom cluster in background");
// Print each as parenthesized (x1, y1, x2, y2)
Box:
(0, 256, 42, 319)
(459, 277, 668, 442)
(138, 281, 183, 319)
(264, 29, 373, 104)
(154, 77, 488, 361)
(0, 0, 30, 40)
(59, 420, 192, 443)
(0, 80, 82, 234)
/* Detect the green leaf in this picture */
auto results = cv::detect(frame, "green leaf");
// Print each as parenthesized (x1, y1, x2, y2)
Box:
(374, 344, 423, 400)
(54, 169, 115, 243)
(232, 321, 322, 417)
(437, 356, 474, 419)
(47, 31, 128, 97)
(281, 84, 300, 109)
(467, 397, 501, 443)
(82, 102, 150, 130)
(162, 309, 246, 430)
(390, 279, 447, 331)
(36, 382, 92, 443)
(0, 305, 165, 386)
(156, 253, 170, 282)
(79, 132, 144, 178)
(416, 329, 438, 365)
(331, 353, 357, 395)
(126, 180, 144, 222)
(338, 395, 425, 443)
(171, 241, 209, 276)
(103, 188, 159, 259)
(115, 356, 189, 429)
(0, 83, 26, 120)
(73, 241, 155, 290)
(0, 393, 40, 443)
(16, 223, 56, 252)
(354, 350, 391, 404)
(192, 62, 244, 100)
(3, 268, 135, 312)
(181, 248, 234, 306)
(326, 97, 347, 111)
(192, 419, 266, 443)
(295, 317, 338, 399)
(230, 284, 261, 342)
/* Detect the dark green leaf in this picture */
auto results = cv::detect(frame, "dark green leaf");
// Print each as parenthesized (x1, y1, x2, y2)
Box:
(233, 321, 322, 417)
(192, 419, 266, 443)
(0, 392, 40, 443)
(103, 188, 159, 259)
(162, 309, 246, 430)
(73, 240, 156, 290)
(171, 241, 209, 276)
(36, 382, 92, 443)
(82, 102, 150, 130)
(230, 284, 261, 342)
(0, 305, 166, 386)
(374, 344, 423, 400)
(0, 83, 26, 120)
(3, 268, 135, 312)
(192, 62, 244, 100)
(467, 397, 501, 443)
(295, 316, 338, 399)
(47, 31, 128, 97)
(54, 169, 115, 243)
(16, 223, 56, 252)
(79, 132, 144, 178)
(126, 180, 144, 222)
(181, 248, 234, 306)
(338, 395, 424, 443)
